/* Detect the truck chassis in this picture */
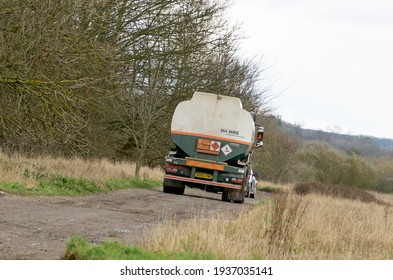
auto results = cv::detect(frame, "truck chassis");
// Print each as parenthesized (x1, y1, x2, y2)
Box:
(163, 155, 248, 203)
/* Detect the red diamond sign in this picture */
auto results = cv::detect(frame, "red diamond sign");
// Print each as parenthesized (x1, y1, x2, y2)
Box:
(210, 141, 221, 151)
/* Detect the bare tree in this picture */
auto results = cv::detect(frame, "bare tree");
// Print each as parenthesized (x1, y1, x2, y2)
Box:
(0, 0, 121, 155)
(108, 0, 265, 175)
(0, 0, 270, 170)
(253, 116, 300, 183)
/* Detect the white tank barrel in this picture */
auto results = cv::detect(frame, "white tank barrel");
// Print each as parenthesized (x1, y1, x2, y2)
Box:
(171, 92, 255, 162)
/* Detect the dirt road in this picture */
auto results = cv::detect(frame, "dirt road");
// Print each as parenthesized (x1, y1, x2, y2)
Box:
(0, 187, 265, 260)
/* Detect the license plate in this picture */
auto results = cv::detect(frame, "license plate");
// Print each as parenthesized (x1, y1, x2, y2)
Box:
(195, 172, 213, 180)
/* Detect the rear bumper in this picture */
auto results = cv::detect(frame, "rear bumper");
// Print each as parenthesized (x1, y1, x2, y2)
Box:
(165, 156, 245, 174)
(164, 174, 242, 190)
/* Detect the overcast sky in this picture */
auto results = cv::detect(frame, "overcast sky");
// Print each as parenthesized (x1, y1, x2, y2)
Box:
(228, 0, 393, 139)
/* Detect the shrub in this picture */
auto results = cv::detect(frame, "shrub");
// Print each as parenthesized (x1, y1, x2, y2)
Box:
(293, 143, 378, 189)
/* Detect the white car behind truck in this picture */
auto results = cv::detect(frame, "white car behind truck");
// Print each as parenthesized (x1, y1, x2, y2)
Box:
(163, 92, 264, 203)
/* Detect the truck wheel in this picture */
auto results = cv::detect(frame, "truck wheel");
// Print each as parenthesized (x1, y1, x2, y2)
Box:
(233, 192, 245, 204)
(221, 191, 230, 202)
(163, 185, 175, 193)
(163, 178, 185, 195)
(173, 186, 185, 195)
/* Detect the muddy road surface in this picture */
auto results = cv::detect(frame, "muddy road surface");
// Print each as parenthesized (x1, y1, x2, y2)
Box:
(0, 187, 266, 259)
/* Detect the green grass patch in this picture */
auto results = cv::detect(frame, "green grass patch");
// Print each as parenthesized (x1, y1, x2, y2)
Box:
(0, 177, 161, 196)
(39, 175, 101, 195)
(106, 178, 160, 190)
(0, 182, 26, 193)
(63, 236, 214, 260)
(0, 176, 100, 196)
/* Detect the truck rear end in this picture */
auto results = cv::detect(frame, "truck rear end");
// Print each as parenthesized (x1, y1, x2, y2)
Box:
(163, 92, 263, 203)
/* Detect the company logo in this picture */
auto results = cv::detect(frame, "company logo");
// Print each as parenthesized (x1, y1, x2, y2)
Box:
(220, 128, 239, 136)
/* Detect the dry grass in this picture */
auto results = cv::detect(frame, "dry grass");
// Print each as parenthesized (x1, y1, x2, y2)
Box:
(143, 191, 393, 259)
(373, 192, 393, 205)
(0, 150, 164, 188)
(294, 182, 386, 205)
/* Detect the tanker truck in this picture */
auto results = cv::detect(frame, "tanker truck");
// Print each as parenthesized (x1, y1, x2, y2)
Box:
(163, 91, 264, 203)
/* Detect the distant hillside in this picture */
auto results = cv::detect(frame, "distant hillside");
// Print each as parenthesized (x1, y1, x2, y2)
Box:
(280, 121, 393, 157)
(372, 137, 393, 151)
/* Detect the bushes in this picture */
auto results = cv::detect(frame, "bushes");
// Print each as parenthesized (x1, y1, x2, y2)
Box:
(292, 143, 378, 189)
(372, 157, 393, 192)
(250, 117, 390, 191)
(253, 123, 380, 189)
(295, 143, 347, 184)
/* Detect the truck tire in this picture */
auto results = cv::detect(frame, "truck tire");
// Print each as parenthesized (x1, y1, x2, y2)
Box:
(163, 178, 185, 195)
(221, 191, 230, 202)
(163, 185, 175, 193)
(173, 186, 185, 195)
(233, 195, 245, 204)
(233, 190, 245, 204)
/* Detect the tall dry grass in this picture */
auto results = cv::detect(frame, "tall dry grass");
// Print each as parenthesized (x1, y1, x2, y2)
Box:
(0, 150, 164, 188)
(143, 191, 393, 259)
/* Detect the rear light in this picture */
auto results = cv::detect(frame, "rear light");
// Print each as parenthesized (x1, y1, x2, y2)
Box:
(166, 167, 177, 173)
(231, 178, 243, 184)
(255, 127, 264, 148)
(257, 127, 264, 140)
(165, 163, 188, 174)
(165, 163, 186, 169)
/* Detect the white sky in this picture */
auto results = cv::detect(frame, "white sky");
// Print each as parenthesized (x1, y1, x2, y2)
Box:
(228, 0, 393, 139)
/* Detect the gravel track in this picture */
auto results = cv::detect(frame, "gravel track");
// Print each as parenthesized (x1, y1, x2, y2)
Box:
(0, 187, 265, 259)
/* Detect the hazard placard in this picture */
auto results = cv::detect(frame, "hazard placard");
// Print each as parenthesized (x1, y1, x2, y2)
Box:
(221, 144, 232, 156)
(196, 138, 221, 155)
